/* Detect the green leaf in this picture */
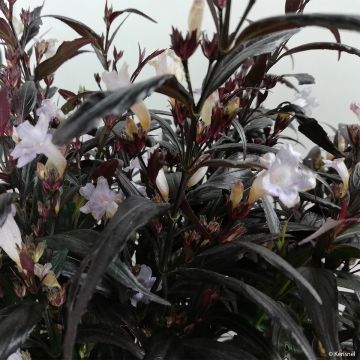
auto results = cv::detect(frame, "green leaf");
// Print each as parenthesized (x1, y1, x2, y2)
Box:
(48, 15, 103, 49)
(0, 302, 43, 359)
(298, 268, 340, 360)
(35, 38, 92, 80)
(179, 268, 317, 360)
(53, 75, 173, 145)
(63, 197, 170, 360)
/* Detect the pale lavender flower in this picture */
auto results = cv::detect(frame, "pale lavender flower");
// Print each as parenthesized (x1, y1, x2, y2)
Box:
(11, 115, 66, 175)
(0, 205, 23, 268)
(248, 144, 316, 208)
(7, 349, 23, 360)
(36, 99, 63, 122)
(350, 102, 360, 120)
(323, 158, 349, 190)
(149, 49, 184, 82)
(80, 176, 123, 221)
(293, 87, 319, 116)
(131, 264, 160, 307)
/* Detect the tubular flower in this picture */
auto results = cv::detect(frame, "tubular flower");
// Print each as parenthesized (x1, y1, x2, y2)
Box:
(0, 204, 23, 268)
(248, 144, 317, 208)
(80, 177, 123, 221)
(11, 104, 66, 176)
(102, 63, 151, 131)
(323, 158, 349, 190)
(149, 49, 184, 82)
(131, 265, 161, 307)
(156, 168, 170, 201)
(188, 0, 205, 39)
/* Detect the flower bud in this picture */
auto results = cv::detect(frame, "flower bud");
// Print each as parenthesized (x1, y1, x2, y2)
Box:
(188, 0, 205, 39)
(187, 166, 208, 187)
(229, 181, 244, 209)
(156, 169, 169, 201)
(213, 0, 227, 9)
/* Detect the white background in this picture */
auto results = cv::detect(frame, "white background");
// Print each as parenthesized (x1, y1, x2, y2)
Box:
(12, 0, 360, 131)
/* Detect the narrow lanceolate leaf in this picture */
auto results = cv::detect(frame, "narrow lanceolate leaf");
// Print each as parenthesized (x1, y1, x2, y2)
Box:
(262, 195, 281, 234)
(47, 15, 103, 49)
(156, 76, 193, 108)
(0, 18, 17, 47)
(0, 88, 11, 136)
(277, 42, 360, 62)
(236, 241, 322, 304)
(179, 268, 317, 360)
(63, 197, 170, 360)
(35, 38, 92, 80)
(200, 29, 298, 106)
(298, 268, 340, 360)
(348, 162, 360, 214)
(0, 302, 43, 359)
(236, 14, 360, 45)
(20, 5, 43, 47)
(53, 75, 173, 145)
(0, 193, 13, 227)
(18, 81, 37, 120)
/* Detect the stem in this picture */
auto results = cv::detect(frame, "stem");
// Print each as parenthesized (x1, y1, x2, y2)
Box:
(230, 0, 256, 45)
(182, 60, 194, 98)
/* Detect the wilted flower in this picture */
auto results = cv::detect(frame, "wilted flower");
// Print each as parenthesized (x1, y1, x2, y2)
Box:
(248, 144, 317, 207)
(80, 176, 123, 221)
(350, 101, 360, 120)
(11, 102, 67, 176)
(293, 87, 319, 116)
(131, 264, 160, 307)
(323, 158, 349, 190)
(102, 63, 151, 131)
(188, 0, 205, 39)
(0, 204, 23, 268)
(149, 49, 184, 82)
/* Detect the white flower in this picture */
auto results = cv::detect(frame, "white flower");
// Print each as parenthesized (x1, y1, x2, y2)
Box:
(11, 115, 66, 176)
(293, 87, 319, 116)
(350, 102, 360, 120)
(44, 39, 58, 59)
(0, 204, 23, 269)
(80, 176, 123, 221)
(131, 264, 161, 307)
(149, 49, 184, 82)
(200, 91, 219, 125)
(188, 0, 205, 38)
(248, 144, 317, 208)
(102, 63, 151, 131)
(323, 158, 349, 190)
